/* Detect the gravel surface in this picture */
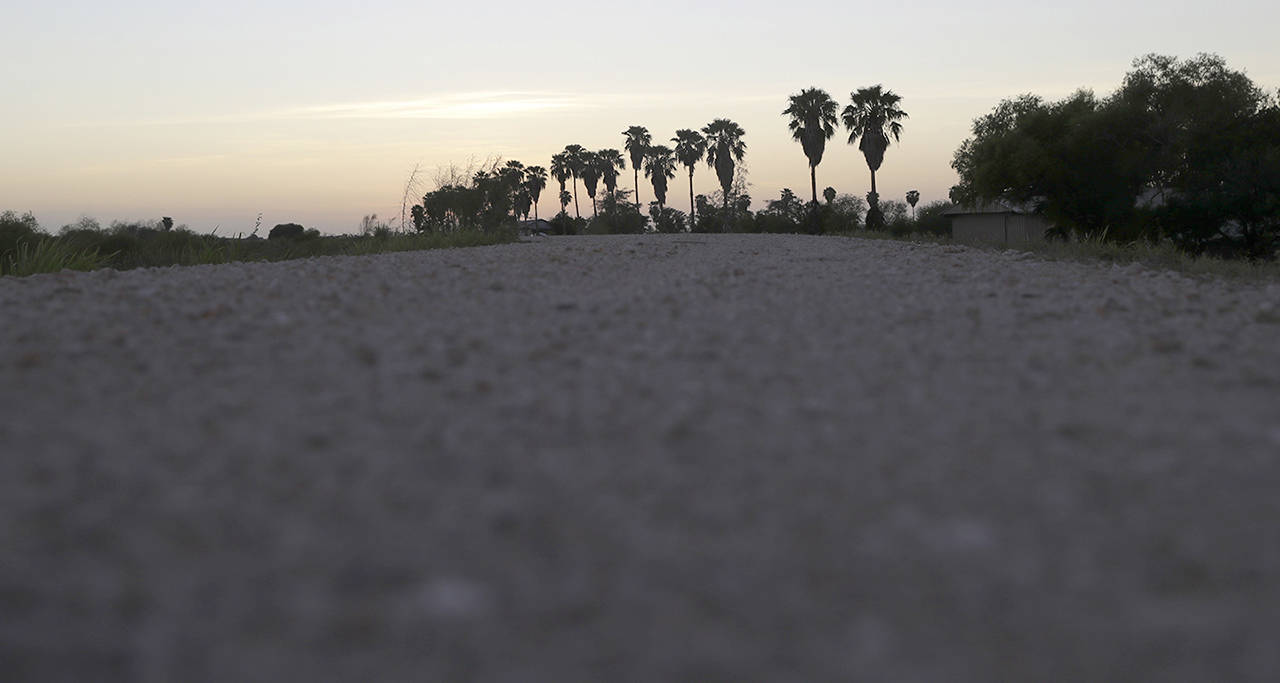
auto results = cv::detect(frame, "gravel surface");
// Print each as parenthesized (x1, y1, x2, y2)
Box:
(3, 233, 1279, 682)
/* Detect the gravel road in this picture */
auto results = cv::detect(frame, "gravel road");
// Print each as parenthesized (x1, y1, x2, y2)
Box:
(3, 234, 1279, 682)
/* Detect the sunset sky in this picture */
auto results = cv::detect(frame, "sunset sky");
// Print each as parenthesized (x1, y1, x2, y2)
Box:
(3, 0, 1277, 234)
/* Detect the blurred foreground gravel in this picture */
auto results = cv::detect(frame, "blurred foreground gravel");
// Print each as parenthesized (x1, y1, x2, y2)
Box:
(2, 234, 1279, 682)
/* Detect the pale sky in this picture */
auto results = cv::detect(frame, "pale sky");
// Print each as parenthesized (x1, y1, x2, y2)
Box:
(2, 0, 1277, 233)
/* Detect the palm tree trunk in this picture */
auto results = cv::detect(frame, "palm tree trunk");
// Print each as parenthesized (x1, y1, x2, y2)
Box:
(688, 169, 696, 229)
(810, 164, 818, 205)
(634, 169, 641, 210)
(572, 178, 581, 219)
(870, 169, 878, 200)
(533, 201, 538, 221)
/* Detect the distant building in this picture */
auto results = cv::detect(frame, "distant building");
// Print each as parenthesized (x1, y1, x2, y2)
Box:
(945, 200, 1051, 246)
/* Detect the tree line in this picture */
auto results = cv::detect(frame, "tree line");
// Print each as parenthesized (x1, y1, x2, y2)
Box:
(409, 84, 932, 235)
(951, 53, 1280, 259)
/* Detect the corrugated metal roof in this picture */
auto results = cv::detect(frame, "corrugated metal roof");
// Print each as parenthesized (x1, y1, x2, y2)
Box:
(944, 199, 1042, 216)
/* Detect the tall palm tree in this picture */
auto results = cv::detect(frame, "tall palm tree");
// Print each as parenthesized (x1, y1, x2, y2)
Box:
(622, 125, 652, 210)
(905, 189, 920, 219)
(672, 129, 707, 225)
(597, 148, 626, 195)
(783, 87, 839, 204)
(549, 153, 571, 215)
(500, 160, 525, 217)
(644, 145, 678, 209)
(578, 150, 602, 217)
(842, 85, 908, 207)
(524, 166, 548, 220)
(702, 118, 747, 213)
(563, 144, 587, 218)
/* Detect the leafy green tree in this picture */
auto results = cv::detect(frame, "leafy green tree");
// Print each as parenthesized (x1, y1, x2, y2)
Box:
(649, 205, 687, 233)
(588, 189, 646, 234)
(703, 118, 747, 215)
(524, 166, 548, 220)
(672, 129, 707, 226)
(644, 145, 678, 209)
(622, 125, 652, 209)
(842, 85, 908, 221)
(784, 87, 839, 204)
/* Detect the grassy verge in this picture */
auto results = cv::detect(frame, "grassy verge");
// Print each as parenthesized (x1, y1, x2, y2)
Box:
(1, 228, 516, 278)
(833, 229, 1280, 282)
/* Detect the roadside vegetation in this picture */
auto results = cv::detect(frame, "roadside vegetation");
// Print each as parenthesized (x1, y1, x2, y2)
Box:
(9, 54, 1274, 278)
(0, 211, 513, 278)
(952, 54, 1280, 260)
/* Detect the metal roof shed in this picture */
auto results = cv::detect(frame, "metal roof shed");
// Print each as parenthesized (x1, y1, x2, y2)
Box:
(945, 201, 1051, 246)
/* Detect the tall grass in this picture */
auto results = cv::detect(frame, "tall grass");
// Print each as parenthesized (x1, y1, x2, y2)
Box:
(3, 239, 112, 277)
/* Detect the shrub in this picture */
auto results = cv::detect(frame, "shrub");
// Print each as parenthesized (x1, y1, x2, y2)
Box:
(649, 205, 687, 233)
(0, 210, 41, 264)
(268, 223, 306, 240)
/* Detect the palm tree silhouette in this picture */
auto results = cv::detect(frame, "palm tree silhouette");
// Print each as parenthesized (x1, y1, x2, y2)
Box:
(597, 148, 626, 196)
(783, 87, 839, 205)
(500, 161, 526, 219)
(672, 129, 707, 226)
(823, 186, 836, 205)
(644, 145, 678, 209)
(525, 166, 548, 220)
(905, 189, 920, 219)
(549, 153, 571, 215)
(702, 118, 747, 214)
(563, 144, 587, 219)
(578, 150, 602, 217)
(842, 85, 908, 212)
(622, 126, 652, 210)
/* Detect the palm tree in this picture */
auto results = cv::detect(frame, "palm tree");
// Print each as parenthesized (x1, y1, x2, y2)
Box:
(842, 85, 908, 209)
(524, 166, 548, 220)
(622, 125, 652, 210)
(783, 87, 839, 205)
(905, 189, 920, 219)
(563, 144, 587, 218)
(644, 145, 678, 209)
(823, 186, 837, 205)
(702, 118, 747, 213)
(578, 150, 602, 217)
(672, 129, 707, 225)
(549, 153, 571, 213)
(500, 160, 525, 217)
(597, 149, 626, 195)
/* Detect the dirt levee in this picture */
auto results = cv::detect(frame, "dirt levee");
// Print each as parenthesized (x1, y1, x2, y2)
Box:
(3, 234, 1279, 681)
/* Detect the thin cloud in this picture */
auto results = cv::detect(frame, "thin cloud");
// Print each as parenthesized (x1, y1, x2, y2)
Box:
(288, 92, 588, 120)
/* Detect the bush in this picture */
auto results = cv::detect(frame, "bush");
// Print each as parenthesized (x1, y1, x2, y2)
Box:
(268, 223, 306, 240)
(0, 210, 41, 264)
(548, 211, 585, 235)
(649, 205, 687, 233)
(915, 200, 954, 237)
(585, 192, 646, 234)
